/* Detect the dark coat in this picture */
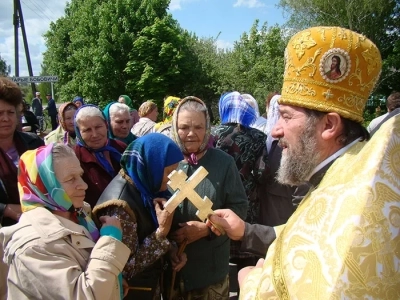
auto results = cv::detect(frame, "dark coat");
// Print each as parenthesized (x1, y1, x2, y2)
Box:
(96, 173, 162, 300)
(0, 131, 44, 226)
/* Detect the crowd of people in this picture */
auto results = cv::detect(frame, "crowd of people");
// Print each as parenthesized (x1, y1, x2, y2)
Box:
(0, 25, 399, 300)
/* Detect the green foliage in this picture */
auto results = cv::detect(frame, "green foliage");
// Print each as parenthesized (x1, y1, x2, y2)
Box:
(42, 0, 182, 107)
(0, 55, 11, 76)
(224, 21, 287, 111)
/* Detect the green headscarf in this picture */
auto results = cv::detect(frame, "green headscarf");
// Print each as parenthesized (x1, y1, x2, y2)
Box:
(119, 95, 133, 108)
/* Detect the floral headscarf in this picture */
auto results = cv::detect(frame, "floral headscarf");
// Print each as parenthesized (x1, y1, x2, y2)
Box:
(121, 133, 183, 225)
(103, 101, 137, 145)
(18, 144, 99, 241)
(154, 96, 181, 131)
(219, 92, 257, 128)
(171, 96, 211, 165)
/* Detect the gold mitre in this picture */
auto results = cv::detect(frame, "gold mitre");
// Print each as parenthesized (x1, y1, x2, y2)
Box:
(280, 26, 382, 123)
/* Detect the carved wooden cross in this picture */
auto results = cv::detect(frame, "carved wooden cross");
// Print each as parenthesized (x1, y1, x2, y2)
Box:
(164, 166, 225, 234)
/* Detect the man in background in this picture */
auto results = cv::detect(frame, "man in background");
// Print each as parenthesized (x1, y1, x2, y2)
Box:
(31, 92, 43, 132)
(45, 93, 58, 130)
(367, 91, 400, 132)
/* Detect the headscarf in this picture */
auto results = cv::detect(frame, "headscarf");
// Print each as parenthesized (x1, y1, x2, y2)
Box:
(74, 104, 122, 177)
(18, 144, 99, 241)
(266, 95, 281, 153)
(121, 133, 183, 225)
(103, 102, 136, 145)
(171, 96, 211, 165)
(154, 96, 181, 131)
(73, 96, 85, 106)
(119, 95, 133, 108)
(219, 91, 257, 128)
(241, 93, 260, 117)
(58, 102, 77, 145)
(119, 95, 140, 126)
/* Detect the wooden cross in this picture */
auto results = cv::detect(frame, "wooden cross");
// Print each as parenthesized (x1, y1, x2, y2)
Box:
(164, 166, 225, 234)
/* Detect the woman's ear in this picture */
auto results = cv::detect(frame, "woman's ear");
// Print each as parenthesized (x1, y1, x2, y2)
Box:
(321, 113, 342, 141)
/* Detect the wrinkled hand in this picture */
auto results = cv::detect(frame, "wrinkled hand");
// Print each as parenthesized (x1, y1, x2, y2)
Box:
(122, 278, 129, 298)
(4, 204, 22, 221)
(169, 221, 208, 245)
(206, 209, 245, 241)
(169, 246, 187, 272)
(238, 258, 264, 288)
(99, 215, 122, 231)
(154, 198, 174, 238)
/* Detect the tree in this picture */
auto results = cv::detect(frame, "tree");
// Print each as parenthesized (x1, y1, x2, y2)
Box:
(42, 0, 210, 108)
(0, 55, 11, 76)
(224, 21, 287, 111)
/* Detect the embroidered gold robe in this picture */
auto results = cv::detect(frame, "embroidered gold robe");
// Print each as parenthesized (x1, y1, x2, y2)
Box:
(240, 115, 400, 299)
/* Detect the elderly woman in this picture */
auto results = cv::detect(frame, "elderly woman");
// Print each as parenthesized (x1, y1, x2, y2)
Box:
(154, 96, 181, 137)
(93, 133, 186, 299)
(73, 96, 85, 108)
(0, 77, 44, 227)
(118, 95, 140, 127)
(241, 93, 268, 134)
(74, 105, 127, 208)
(44, 102, 78, 147)
(0, 143, 130, 299)
(103, 102, 137, 145)
(166, 96, 248, 299)
(213, 91, 267, 290)
(131, 100, 158, 137)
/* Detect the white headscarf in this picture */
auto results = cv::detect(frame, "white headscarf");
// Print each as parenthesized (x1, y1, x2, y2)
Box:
(266, 95, 281, 153)
(241, 94, 260, 117)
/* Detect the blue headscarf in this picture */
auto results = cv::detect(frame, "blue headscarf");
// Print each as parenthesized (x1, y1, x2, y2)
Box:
(103, 101, 137, 145)
(73, 96, 85, 106)
(219, 91, 257, 127)
(74, 104, 122, 177)
(121, 133, 183, 225)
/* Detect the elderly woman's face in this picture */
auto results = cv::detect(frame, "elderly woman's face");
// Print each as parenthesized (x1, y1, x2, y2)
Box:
(110, 110, 131, 139)
(78, 116, 108, 149)
(64, 109, 77, 133)
(0, 99, 18, 139)
(160, 163, 179, 192)
(118, 97, 125, 104)
(177, 110, 206, 153)
(54, 155, 88, 208)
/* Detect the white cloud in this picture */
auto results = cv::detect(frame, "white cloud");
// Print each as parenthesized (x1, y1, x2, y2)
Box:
(0, 0, 68, 77)
(215, 39, 233, 51)
(233, 0, 265, 8)
(169, 0, 182, 11)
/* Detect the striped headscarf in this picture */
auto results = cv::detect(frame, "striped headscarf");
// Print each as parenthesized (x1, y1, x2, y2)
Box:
(121, 133, 183, 225)
(18, 144, 99, 241)
(219, 91, 257, 128)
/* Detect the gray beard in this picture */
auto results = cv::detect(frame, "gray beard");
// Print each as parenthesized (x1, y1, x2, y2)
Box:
(276, 128, 320, 186)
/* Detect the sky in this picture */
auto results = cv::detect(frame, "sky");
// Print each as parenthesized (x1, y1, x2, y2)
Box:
(0, 0, 287, 77)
